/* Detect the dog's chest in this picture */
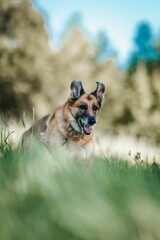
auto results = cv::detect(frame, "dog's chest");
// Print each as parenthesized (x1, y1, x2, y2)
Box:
(65, 139, 94, 160)
(46, 132, 93, 160)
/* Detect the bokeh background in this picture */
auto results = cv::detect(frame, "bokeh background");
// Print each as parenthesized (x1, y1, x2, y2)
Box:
(1, 3, 160, 239)
(0, 0, 160, 148)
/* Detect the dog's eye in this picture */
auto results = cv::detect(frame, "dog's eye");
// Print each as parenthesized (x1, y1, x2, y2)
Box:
(93, 105, 98, 111)
(79, 104, 87, 110)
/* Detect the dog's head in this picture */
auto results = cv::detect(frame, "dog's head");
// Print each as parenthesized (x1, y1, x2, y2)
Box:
(67, 80, 105, 135)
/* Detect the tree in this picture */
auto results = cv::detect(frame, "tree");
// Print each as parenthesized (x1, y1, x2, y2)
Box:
(127, 21, 160, 82)
(129, 22, 158, 65)
(135, 23, 153, 59)
(0, 0, 52, 117)
(95, 31, 110, 62)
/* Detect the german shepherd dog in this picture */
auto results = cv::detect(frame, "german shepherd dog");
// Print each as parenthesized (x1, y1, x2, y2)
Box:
(22, 80, 105, 165)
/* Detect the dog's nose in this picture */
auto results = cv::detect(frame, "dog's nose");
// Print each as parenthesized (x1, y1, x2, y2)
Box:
(89, 117, 96, 126)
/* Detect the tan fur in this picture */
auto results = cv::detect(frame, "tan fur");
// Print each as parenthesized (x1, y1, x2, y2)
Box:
(21, 81, 105, 166)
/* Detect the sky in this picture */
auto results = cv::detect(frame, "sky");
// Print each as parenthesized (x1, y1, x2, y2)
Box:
(33, 0, 160, 64)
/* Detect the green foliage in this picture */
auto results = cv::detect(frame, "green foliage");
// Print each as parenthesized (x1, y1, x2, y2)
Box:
(0, 0, 52, 117)
(113, 106, 135, 125)
(122, 22, 160, 143)
(134, 22, 157, 61)
(0, 126, 160, 240)
(0, 116, 14, 153)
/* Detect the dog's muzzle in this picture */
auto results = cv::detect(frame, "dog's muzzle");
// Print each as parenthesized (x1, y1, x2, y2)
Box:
(78, 117, 96, 135)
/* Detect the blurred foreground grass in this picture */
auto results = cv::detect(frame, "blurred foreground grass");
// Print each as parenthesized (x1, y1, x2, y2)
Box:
(0, 127, 160, 240)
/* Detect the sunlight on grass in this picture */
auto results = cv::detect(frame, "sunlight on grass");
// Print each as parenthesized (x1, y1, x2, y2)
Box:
(95, 132, 160, 163)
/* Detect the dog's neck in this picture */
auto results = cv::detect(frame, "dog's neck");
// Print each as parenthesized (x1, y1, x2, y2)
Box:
(65, 123, 84, 140)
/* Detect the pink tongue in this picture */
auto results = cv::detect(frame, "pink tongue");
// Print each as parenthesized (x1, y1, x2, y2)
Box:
(83, 125, 92, 134)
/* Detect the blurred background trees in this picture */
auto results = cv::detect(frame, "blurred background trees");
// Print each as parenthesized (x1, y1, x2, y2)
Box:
(0, 0, 160, 144)
(0, 0, 53, 116)
(124, 22, 160, 143)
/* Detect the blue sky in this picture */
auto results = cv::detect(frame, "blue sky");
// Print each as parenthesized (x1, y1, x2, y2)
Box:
(33, 0, 160, 63)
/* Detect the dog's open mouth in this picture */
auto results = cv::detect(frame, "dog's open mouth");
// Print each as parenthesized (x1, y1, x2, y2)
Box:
(78, 118, 92, 135)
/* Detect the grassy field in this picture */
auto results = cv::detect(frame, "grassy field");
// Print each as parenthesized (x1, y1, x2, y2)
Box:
(0, 123, 160, 240)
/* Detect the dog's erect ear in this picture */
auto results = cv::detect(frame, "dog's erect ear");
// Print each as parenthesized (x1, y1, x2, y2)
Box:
(91, 82, 105, 107)
(69, 80, 85, 101)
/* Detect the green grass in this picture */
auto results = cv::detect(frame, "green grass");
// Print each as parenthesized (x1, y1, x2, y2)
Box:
(0, 125, 160, 240)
